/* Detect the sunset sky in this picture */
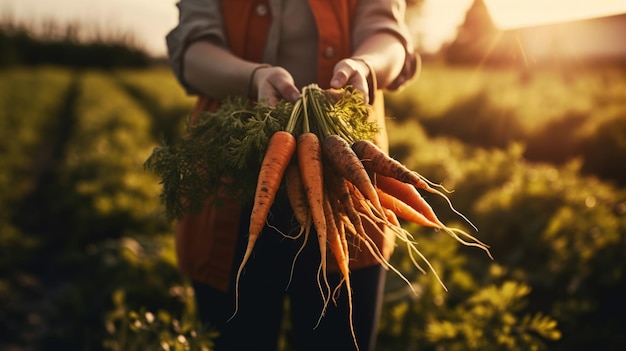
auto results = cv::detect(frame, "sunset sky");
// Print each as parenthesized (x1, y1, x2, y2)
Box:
(1, 0, 625, 56)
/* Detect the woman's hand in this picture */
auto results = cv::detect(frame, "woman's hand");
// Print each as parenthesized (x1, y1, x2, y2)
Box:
(330, 58, 371, 103)
(250, 66, 301, 106)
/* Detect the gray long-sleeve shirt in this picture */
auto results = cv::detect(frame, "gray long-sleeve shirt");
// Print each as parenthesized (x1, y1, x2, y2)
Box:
(166, 0, 418, 94)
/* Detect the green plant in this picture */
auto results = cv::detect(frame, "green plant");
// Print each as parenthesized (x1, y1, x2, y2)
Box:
(103, 289, 217, 351)
(426, 281, 561, 351)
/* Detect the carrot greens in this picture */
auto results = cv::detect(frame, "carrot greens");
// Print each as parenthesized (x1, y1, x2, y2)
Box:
(145, 97, 288, 219)
(144, 86, 376, 220)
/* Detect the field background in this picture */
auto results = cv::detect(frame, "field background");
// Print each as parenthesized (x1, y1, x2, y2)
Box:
(2, 5, 626, 347)
(0, 0, 626, 351)
(1, 60, 625, 351)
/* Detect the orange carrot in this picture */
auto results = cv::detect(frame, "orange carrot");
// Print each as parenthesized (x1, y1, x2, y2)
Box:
(376, 175, 442, 228)
(347, 176, 441, 287)
(232, 130, 296, 317)
(284, 161, 311, 288)
(297, 132, 330, 300)
(352, 139, 477, 231)
(345, 181, 378, 223)
(342, 181, 395, 268)
(353, 197, 421, 292)
(323, 135, 384, 216)
(323, 195, 357, 350)
(363, 195, 447, 290)
(335, 212, 350, 270)
(323, 161, 367, 242)
(324, 167, 393, 271)
(377, 188, 440, 229)
(285, 162, 310, 231)
(324, 196, 349, 283)
(352, 139, 430, 189)
(377, 174, 492, 259)
(384, 208, 401, 227)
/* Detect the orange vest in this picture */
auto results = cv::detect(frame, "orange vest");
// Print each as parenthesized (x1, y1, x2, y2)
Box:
(176, 0, 391, 292)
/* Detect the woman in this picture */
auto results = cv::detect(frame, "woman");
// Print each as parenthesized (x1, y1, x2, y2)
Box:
(166, 1, 419, 350)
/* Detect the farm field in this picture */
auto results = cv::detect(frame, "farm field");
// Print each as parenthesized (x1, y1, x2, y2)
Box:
(1, 63, 625, 351)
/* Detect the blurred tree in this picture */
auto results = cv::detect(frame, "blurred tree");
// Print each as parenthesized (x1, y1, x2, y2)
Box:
(441, 0, 499, 65)
(0, 18, 150, 68)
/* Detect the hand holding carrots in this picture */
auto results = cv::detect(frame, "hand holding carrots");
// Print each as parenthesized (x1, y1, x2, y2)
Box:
(331, 58, 371, 103)
(250, 65, 301, 106)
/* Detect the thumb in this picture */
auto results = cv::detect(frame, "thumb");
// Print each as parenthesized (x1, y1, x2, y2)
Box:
(330, 69, 350, 89)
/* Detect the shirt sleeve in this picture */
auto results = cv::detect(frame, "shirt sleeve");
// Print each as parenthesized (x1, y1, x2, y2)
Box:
(166, 0, 227, 94)
(352, 0, 420, 91)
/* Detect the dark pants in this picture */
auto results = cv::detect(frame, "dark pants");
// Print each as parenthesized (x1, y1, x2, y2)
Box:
(192, 198, 386, 351)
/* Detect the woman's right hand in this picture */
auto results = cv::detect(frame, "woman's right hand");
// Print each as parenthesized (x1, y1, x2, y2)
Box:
(250, 66, 301, 106)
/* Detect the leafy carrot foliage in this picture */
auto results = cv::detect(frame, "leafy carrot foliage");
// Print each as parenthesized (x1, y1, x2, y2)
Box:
(144, 97, 290, 219)
(144, 87, 378, 220)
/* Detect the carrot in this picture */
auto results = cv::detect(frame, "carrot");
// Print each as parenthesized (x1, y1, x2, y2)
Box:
(297, 132, 330, 302)
(352, 139, 477, 232)
(381, 207, 428, 275)
(232, 130, 296, 317)
(285, 162, 310, 233)
(284, 161, 312, 288)
(376, 174, 443, 227)
(354, 202, 421, 293)
(324, 195, 349, 289)
(323, 195, 358, 351)
(377, 174, 492, 259)
(338, 181, 399, 270)
(376, 186, 440, 229)
(378, 192, 450, 274)
(346, 176, 444, 291)
(335, 212, 350, 272)
(384, 207, 401, 227)
(324, 163, 390, 270)
(339, 180, 429, 297)
(323, 135, 384, 216)
(345, 181, 380, 226)
(323, 160, 368, 243)
(352, 139, 433, 190)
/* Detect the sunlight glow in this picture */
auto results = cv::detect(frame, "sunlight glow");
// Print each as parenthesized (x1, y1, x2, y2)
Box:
(411, 0, 474, 53)
(1, 0, 625, 57)
(485, 0, 626, 29)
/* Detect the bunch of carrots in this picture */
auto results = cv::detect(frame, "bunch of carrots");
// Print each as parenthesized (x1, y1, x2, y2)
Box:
(234, 85, 491, 349)
(146, 84, 490, 351)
